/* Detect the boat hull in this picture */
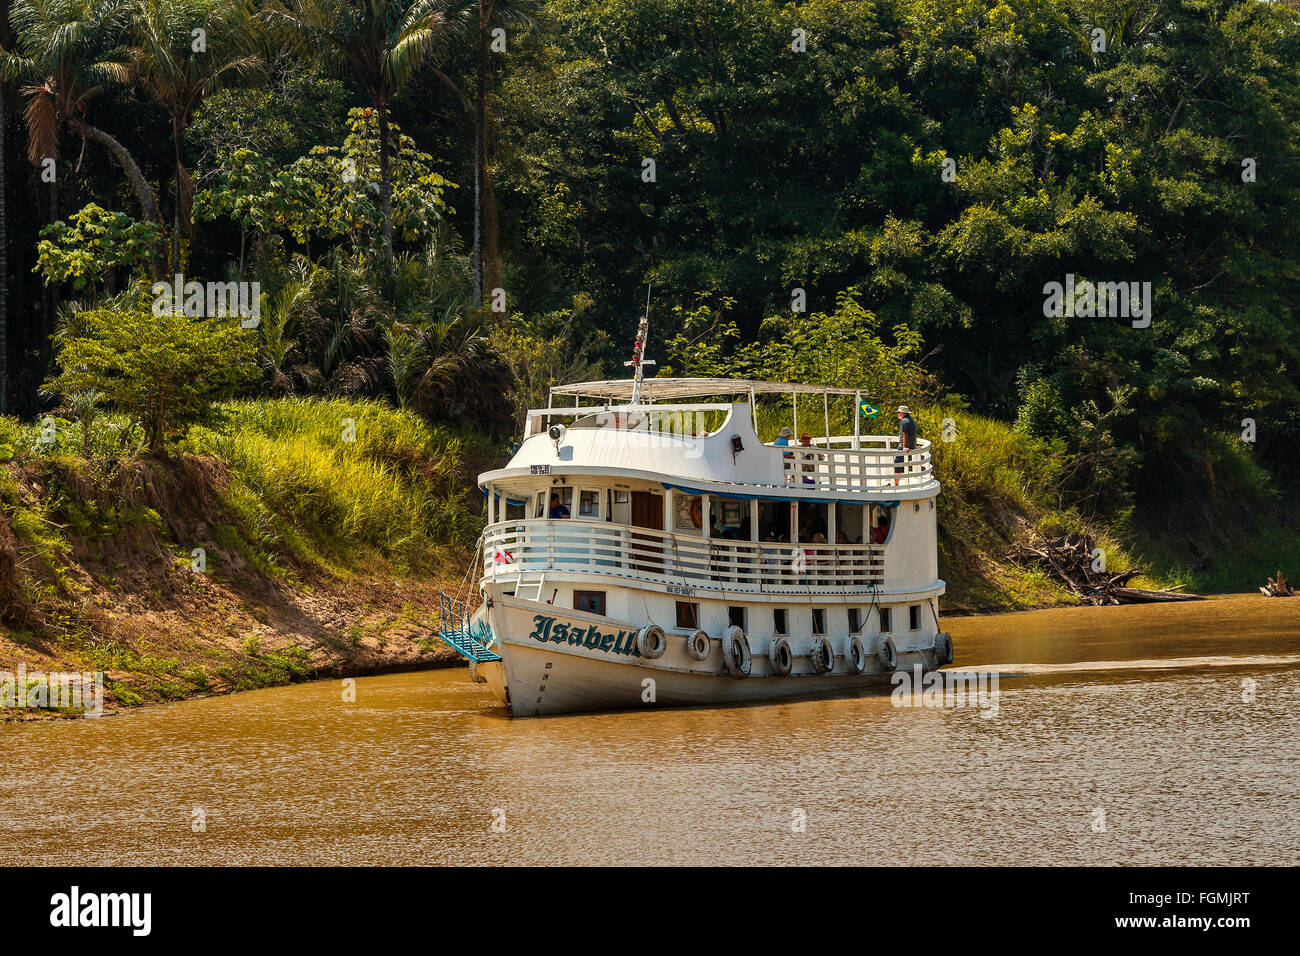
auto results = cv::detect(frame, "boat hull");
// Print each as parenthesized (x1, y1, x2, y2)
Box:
(474, 592, 941, 717)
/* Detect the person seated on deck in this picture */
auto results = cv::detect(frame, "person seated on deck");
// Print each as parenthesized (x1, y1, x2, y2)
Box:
(872, 514, 890, 544)
(774, 426, 793, 447)
(835, 531, 849, 544)
(548, 494, 570, 519)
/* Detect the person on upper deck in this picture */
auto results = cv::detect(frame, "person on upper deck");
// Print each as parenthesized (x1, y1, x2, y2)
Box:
(895, 405, 917, 486)
(774, 426, 793, 446)
(798, 432, 820, 483)
(548, 494, 570, 519)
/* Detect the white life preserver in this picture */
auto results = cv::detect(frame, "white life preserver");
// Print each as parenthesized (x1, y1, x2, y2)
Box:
(878, 635, 898, 671)
(935, 632, 954, 667)
(848, 636, 868, 674)
(637, 624, 667, 659)
(721, 625, 751, 679)
(769, 637, 794, 677)
(685, 629, 711, 661)
(809, 636, 835, 674)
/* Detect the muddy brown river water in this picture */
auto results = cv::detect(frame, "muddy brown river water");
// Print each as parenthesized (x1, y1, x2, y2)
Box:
(3, 595, 1297, 865)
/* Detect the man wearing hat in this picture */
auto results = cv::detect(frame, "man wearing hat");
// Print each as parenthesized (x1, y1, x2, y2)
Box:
(895, 405, 916, 486)
(774, 426, 793, 446)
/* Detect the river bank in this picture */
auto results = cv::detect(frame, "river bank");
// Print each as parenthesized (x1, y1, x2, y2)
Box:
(0, 561, 465, 721)
(1, 398, 485, 720)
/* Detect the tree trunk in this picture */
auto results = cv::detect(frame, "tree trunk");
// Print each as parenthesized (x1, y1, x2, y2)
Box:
(173, 116, 195, 251)
(377, 101, 394, 282)
(0, 3, 9, 414)
(477, 2, 503, 318)
(46, 165, 57, 352)
(473, 2, 488, 307)
(0, 0, 11, 411)
(67, 117, 161, 226)
(0, 78, 7, 415)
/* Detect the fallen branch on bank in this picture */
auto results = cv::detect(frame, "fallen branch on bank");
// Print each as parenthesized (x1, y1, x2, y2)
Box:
(1007, 532, 1204, 606)
(1260, 572, 1295, 597)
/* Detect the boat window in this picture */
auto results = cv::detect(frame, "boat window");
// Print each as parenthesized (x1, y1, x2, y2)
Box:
(505, 500, 526, 520)
(909, 605, 920, 631)
(797, 502, 828, 543)
(574, 591, 606, 616)
(879, 607, 892, 633)
(546, 487, 572, 519)
(869, 506, 893, 545)
(847, 608, 862, 633)
(773, 608, 788, 635)
(710, 497, 749, 539)
(812, 608, 826, 635)
(760, 500, 791, 543)
(676, 602, 699, 629)
(836, 503, 866, 544)
(728, 606, 747, 630)
(578, 489, 599, 518)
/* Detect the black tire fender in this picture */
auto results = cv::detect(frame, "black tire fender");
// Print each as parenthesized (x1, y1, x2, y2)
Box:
(769, 637, 793, 677)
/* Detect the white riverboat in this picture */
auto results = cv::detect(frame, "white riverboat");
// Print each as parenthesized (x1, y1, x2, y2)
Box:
(439, 318, 952, 716)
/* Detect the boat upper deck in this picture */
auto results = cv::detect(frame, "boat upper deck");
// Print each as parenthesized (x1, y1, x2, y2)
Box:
(482, 379, 939, 501)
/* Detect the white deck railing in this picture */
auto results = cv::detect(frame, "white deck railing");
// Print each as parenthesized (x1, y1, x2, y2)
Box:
(777, 436, 933, 492)
(483, 519, 884, 594)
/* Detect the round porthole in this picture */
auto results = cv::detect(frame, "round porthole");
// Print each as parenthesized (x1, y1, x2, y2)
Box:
(914, 502, 920, 512)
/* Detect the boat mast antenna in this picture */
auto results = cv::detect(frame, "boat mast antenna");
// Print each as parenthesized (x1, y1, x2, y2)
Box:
(626, 284, 656, 406)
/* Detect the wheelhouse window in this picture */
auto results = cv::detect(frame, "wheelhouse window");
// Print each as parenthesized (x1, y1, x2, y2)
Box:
(676, 602, 699, 629)
(574, 591, 606, 616)
(578, 489, 599, 518)
(773, 608, 788, 635)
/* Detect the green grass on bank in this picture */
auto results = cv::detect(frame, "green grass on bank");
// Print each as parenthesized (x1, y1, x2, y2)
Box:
(1, 398, 485, 623)
(184, 398, 483, 574)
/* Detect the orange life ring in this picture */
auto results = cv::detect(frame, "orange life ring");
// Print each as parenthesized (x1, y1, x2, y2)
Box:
(689, 497, 702, 529)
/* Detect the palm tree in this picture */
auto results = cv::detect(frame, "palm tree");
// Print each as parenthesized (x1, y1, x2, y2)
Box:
(0, 0, 160, 225)
(265, 0, 473, 282)
(132, 0, 265, 266)
(1, 2, 10, 414)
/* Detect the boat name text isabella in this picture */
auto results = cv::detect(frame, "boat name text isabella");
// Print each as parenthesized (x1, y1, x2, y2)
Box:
(528, 614, 644, 657)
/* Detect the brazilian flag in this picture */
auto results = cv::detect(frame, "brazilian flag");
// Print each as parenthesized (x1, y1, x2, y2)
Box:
(859, 401, 880, 418)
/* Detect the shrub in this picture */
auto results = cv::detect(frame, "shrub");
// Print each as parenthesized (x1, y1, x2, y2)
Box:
(45, 308, 257, 452)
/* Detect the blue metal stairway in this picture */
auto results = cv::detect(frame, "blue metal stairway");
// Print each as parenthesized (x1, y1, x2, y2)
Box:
(438, 593, 501, 663)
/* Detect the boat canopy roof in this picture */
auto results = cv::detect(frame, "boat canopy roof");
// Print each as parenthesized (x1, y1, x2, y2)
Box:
(549, 377, 866, 403)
